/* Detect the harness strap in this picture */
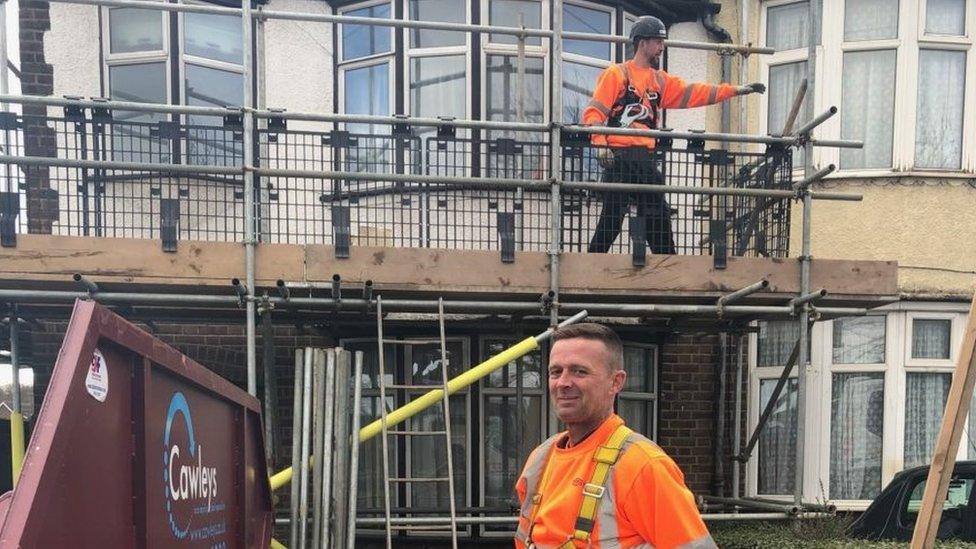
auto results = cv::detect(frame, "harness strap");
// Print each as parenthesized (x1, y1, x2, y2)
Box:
(556, 424, 633, 548)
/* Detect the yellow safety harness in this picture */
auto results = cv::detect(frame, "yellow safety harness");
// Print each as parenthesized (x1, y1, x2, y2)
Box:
(554, 424, 633, 548)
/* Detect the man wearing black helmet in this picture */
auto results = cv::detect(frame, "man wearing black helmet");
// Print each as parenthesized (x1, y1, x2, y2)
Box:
(583, 15, 766, 255)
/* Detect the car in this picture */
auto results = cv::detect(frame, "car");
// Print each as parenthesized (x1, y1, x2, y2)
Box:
(848, 461, 976, 542)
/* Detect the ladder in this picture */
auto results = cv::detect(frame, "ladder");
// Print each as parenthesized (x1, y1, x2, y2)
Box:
(375, 296, 459, 548)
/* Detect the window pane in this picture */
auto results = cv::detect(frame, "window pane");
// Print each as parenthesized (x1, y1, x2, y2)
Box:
(926, 0, 966, 35)
(483, 395, 542, 518)
(903, 475, 975, 528)
(623, 346, 653, 393)
(109, 8, 162, 53)
(486, 55, 544, 123)
(342, 4, 392, 61)
(357, 396, 397, 509)
(766, 1, 809, 50)
(408, 394, 466, 509)
(618, 398, 652, 436)
(343, 341, 396, 388)
(409, 341, 466, 384)
(757, 320, 807, 367)
(969, 390, 976, 460)
(489, 0, 542, 46)
(410, 55, 466, 133)
(912, 319, 952, 360)
(345, 63, 390, 117)
(563, 61, 602, 123)
(758, 378, 797, 495)
(915, 50, 966, 170)
(109, 63, 168, 162)
(563, 3, 611, 59)
(840, 50, 895, 169)
(623, 16, 635, 59)
(832, 316, 886, 364)
(483, 338, 542, 389)
(830, 373, 884, 499)
(768, 61, 808, 167)
(844, 0, 898, 41)
(409, 0, 465, 48)
(905, 372, 951, 468)
(184, 13, 243, 65)
(185, 64, 244, 166)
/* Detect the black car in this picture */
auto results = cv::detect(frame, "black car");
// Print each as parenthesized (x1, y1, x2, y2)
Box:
(849, 461, 976, 542)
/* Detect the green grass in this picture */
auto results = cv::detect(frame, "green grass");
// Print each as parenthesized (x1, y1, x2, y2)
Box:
(709, 517, 976, 548)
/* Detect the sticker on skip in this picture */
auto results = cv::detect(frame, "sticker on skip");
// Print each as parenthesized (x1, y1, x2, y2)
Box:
(86, 349, 109, 402)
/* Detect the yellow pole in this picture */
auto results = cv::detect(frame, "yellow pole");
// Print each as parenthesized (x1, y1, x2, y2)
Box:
(10, 411, 24, 487)
(269, 334, 544, 491)
(270, 538, 288, 549)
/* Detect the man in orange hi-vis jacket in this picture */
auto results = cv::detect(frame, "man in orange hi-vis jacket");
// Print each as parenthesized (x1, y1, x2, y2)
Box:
(583, 15, 765, 255)
(514, 323, 716, 549)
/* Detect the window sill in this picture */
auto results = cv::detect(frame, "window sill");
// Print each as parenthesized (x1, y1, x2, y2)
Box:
(823, 170, 976, 182)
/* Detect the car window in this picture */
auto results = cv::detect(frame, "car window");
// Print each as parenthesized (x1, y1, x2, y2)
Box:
(901, 474, 975, 527)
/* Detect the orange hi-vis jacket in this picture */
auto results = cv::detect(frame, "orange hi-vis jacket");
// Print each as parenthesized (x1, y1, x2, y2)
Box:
(582, 60, 738, 150)
(514, 414, 715, 549)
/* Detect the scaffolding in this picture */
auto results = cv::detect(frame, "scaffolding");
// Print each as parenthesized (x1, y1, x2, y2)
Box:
(0, 0, 861, 543)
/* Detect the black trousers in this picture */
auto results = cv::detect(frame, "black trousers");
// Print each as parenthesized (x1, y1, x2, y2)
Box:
(587, 147, 676, 255)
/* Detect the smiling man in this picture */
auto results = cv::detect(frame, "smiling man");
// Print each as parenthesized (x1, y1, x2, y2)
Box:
(514, 323, 715, 549)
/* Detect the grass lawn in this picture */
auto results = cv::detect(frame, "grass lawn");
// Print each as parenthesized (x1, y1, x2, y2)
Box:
(710, 517, 976, 548)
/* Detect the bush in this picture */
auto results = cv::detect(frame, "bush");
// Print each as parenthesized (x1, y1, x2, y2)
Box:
(709, 518, 976, 548)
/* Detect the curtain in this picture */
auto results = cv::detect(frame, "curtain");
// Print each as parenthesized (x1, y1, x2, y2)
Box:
(766, 2, 810, 51)
(915, 50, 966, 170)
(759, 379, 798, 494)
(830, 373, 884, 499)
(832, 316, 886, 364)
(840, 50, 896, 169)
(905, 372, 951, 468)
(926, 0, 966, 35)
(844, 0, 898, 40)
(912, 319, 952, 359)
(758, 320, 802, 367)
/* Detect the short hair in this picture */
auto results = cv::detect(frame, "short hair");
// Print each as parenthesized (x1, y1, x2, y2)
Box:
(552, 322, 624, 371)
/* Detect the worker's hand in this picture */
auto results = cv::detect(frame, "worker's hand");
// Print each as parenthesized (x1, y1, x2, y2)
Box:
(597, 148, 615, 169)
(736, 82, 766, 96)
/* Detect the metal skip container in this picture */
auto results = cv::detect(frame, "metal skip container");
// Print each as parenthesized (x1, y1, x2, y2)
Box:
(0, 300, 273, 548)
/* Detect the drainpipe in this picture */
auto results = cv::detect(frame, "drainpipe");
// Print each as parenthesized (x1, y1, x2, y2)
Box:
(701, 6, 734, 498)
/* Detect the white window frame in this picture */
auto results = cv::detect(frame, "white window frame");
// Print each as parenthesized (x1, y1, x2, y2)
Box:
(337, 0, 396, 131)
(560, 0, 614, 124)
(759, 0, 976, 177)
(401, 0, 472, 121)
(101, 7, 172, 106)
(747, 305, 972, 510)
(618, 342, 659, 440)
(477, 335, 547, 538)
(479, 0, 551, 126)
(177, 7, 246, 112)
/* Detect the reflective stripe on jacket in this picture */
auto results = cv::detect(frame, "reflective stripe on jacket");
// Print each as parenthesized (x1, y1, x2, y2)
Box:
(582, 60, 737, 149)
(514, 414, 716, 549)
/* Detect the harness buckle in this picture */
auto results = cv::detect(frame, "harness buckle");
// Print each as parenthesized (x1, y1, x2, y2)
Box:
(582, 483, 605, 499)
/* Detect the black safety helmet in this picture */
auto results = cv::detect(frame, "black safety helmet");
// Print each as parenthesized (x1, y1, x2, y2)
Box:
(629, 15, 668, 45)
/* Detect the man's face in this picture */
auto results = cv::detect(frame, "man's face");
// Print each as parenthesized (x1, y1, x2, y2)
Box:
(548, 338, 626, 426)
(639, 38, 666, 65)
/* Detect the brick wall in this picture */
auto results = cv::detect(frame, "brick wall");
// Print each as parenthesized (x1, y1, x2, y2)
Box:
(19, 0, 59, 233)
(658, 334, 746, 497)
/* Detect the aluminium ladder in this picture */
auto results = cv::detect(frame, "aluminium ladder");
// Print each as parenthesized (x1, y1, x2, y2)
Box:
(375, 296, 459, 548)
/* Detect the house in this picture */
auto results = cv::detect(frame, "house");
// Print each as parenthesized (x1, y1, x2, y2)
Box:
(0, 0, 914, 545)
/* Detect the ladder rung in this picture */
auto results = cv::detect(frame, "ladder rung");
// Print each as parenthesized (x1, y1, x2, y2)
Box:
(389, 477, 451, 483)
(386, 430, 448, 436)
(384, 384, 443, 390)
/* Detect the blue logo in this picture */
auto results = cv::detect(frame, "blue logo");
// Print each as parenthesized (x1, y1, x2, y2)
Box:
(163, 392, 218, 540)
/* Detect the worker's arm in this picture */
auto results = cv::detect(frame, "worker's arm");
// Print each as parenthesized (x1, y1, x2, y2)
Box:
(658, 71, 743, 109)
(582, 65, 624, 125)
(619, 456, 716, 549)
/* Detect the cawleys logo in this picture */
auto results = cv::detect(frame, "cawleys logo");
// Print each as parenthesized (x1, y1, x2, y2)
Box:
(163, 392, 219, 539)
